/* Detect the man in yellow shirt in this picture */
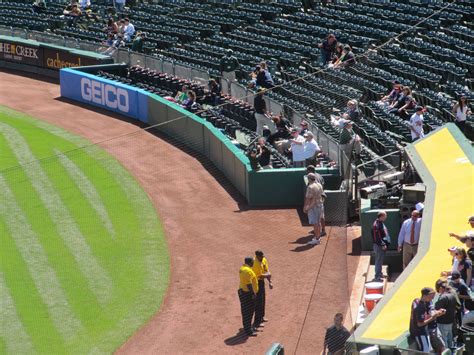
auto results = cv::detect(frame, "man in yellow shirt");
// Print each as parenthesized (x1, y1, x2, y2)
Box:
(253, 250, 273, 329)
(239, 257, 258, 336)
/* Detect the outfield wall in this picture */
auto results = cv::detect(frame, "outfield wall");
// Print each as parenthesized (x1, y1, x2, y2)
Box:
(60, 67, 346, 215)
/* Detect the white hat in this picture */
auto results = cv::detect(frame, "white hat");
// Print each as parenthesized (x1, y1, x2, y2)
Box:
(415, 202, 424, 212)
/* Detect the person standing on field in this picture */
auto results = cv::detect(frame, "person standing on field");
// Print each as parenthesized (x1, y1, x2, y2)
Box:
(238, 257, 258, 336)
(398, 210, 422, 269)
(304, 173, 324, 245)
(372, 211, 390, 281)
(252, 250, 273, 329)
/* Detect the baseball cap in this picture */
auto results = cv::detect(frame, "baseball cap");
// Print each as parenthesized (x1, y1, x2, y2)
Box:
(421, 287, 435, 296)
(307, 173, 317, 181)
(448, 246, 457, 252)
(451, 271, 461, 280)
(468, 216, 474, 223)
(415, 202, 424, 212)
(306, 164, 316, 171)
(466, 231, 474, 239)
(304, 131, 314, 138)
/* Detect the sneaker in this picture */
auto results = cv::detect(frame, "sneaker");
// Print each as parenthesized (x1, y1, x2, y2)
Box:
(307, 239, 320, 245)
(320, 231, 327, 237)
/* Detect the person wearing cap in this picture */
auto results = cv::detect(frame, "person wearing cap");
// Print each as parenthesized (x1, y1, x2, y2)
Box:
(220, 49, 240, 87)
(409, 106, 425, 142)
(434, 279, 458, 349)
(397, 210, 422, 269)
(289, 128, 306, 168)
(379, 81, 402, 107)
(304, 173, 324, 245)
(449, 216, 474, 262)
(449, 270, 474, 326)
(409, 287, 446, 353)
(318, 34, 337, 66)
(372, 211, 390, 282)
(339, 120, 361, 161)
(254, 89, 276, 137)
(238, 257, 259, 336)
(252, 250, 273, 329)
(302, 131, 320, 165)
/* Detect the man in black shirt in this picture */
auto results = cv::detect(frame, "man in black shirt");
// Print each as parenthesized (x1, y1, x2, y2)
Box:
(318, 34, 337, 66)
(268, 115, 291, 145)
(435, 279, 458, 349)
(449, 271, 474, 326)
(257, 138, 272, 169)
(254, 89, 275, 136)
(323, 313, 350, 355)
(372, 211, 389, 282)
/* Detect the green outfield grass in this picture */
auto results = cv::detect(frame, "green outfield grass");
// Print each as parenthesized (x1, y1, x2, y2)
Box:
(0, 106, 169, 354)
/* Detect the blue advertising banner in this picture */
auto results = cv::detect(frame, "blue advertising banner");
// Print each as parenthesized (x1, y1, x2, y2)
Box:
(60, 68, 148, 122)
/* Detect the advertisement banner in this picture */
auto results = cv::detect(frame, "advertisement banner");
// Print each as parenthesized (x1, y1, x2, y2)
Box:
(0, 39, 42, 66)
(43, 47, 111, 70)
(60, 68, 147, 121)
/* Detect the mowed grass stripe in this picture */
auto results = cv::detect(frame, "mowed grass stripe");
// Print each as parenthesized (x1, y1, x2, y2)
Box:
(0, 271, 35, 354)
(0, 217, 65, 353)
(0, 122, 114, 304)
(54, 148, 116, 238)
(0, 175, 82, 340)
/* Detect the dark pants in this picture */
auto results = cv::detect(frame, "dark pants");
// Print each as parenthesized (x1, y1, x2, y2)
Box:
(455, 120, 466, 133)
(238, 289, 255, 333)
(254, 280, 265, 326)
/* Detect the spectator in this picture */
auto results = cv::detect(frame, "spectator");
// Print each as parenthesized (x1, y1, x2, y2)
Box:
(175, 85, 189, 104)
(32, 0, 46, 14)
(252, 250, 272, 329)
(299, 120, 309, 136)
(372, 211, 390, 282)
(450, 229, 474, 263)
(302, 131, 320, 164)
(398, 210, 422, 269)
(219, 49, 239, 86)
(389, 86, 416, 118)
(304, 173, 324, 245)
(256, 138, 272, 169)
(318, 34, 337, 66)
(331, 43, 344, 64)
(63, 2, 82, 27)
(247, 148, 261, 171)
(452, 96, 471, 133)
(289, 128, 306, 168)
(104, 17, 118, 34)
(181, 90, 197, 111)
(332, 45, 356, 68)
(122, 18, 135, 42)
(131, 31, 146, 53)
(268, 114, 291, 145)
(456, 248, 472, 287)
(323, 313, 351, 355)
(254, 65, 274, 89)
(78, 0, 90, 10)
(379, 81, 402, 107)
(208, 79, 221, 106)
(339, 121, 361, 161)
(409, 106, 425, 142)
(115, 0, 126, 12)
(449, 271, 474, 326)
(301, 0, 314, 13)
(409, 287, 445, 353)
(238, 257, 258, 336)
(434, 279, 458, 349)
(341, 100, 360, 123)
(254, 88, 275, 136)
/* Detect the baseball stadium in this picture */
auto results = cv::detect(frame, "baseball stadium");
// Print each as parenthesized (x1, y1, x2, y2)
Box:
(0, 0, 473, 354)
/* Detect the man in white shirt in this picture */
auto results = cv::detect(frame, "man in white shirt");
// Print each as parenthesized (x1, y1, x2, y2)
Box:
(398, 210, 422, 269)
(123, 18, 135, 42)
(409, 106, 425, 142)
(302, 131, 320, 163)
(289, 128, 305, 168)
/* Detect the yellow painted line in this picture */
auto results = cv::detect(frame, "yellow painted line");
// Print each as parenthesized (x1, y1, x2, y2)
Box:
(361, 127, 474, 341)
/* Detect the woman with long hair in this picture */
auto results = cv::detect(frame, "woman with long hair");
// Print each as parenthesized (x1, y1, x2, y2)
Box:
(452, 95, 471, 133)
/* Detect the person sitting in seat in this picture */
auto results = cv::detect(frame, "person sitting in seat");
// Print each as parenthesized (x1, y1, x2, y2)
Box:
(379, 81, 402, 108)
(182, 90, 197, 111)
(32, 0, 47, 14)
(63, 2, 82, 27)
(104, 17, 118, 35)
(122, 18, 135, 42)
(332, 45, 356, 68)
(131, 31, 146, 53)
(339, 120, 361, 160)
(389, 86, 416, 119)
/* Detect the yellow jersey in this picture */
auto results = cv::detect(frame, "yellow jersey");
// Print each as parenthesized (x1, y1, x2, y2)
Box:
(239, 264, 258, 293)
(252, 257, 269, 279)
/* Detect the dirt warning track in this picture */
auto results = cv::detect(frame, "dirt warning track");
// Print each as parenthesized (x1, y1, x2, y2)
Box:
(0, 70, 358, 354)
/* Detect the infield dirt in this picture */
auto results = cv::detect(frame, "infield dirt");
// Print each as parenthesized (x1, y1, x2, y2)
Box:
(0, 69, 360, 354)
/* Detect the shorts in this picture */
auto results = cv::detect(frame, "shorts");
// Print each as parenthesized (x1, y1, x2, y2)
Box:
(308, 205, 323, 225)
(429, 328, 445, 352)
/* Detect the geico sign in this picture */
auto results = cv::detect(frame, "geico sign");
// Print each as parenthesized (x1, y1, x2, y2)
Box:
(80, 78, 129, 113)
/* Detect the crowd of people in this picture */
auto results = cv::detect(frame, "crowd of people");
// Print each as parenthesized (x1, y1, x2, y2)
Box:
(374, 214, 474, 353)
(318, 34, 356, 69)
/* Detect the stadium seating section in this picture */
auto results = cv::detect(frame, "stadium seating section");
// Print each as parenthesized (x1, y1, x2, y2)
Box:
(1, 0, 472, 171)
